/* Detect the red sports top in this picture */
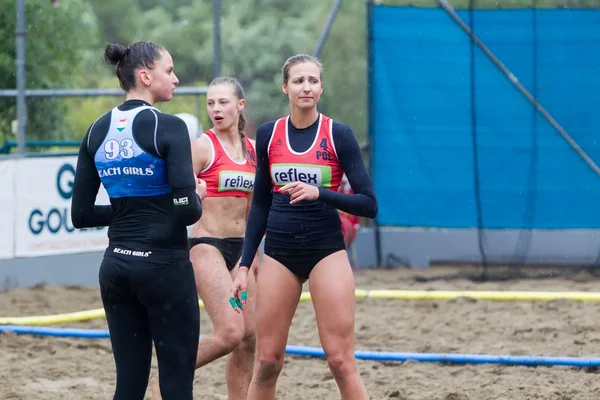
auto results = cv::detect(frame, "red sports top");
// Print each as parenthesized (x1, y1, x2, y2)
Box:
(199, 129, 256, 198)
(268, 114, 343, 193)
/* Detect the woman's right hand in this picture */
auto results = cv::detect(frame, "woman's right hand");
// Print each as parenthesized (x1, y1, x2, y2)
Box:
(230, 267, 249, 313)
(196, 178, 207, 200)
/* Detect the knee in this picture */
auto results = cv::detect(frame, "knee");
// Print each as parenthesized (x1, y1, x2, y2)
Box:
(325, 350, 355, 379)
(231, 333, 256, 361)
(255, 351, 285, 383)
(217, 322, 245, 352)
(239, 332, 256, 354)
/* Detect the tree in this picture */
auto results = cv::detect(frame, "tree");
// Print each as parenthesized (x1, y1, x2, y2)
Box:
(69, 0, 370, 141)
(87, 0, 143, 44)
(318, 0, 368, 143)
(215, 0, 324, 127)
(85, 0, 326, 132)
(138, 0, 194, 17)
(374, 0, 595, 8)
(0, 0, 100, 145)
(68, 0, 214, 137)
(134, 0, 213, 84)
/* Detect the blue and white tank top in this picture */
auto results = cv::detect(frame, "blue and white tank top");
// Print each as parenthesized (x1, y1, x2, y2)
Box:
(93, 106, 171, 198)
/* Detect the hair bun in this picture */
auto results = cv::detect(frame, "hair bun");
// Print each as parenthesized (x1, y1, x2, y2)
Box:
(104, 43, 127, 66)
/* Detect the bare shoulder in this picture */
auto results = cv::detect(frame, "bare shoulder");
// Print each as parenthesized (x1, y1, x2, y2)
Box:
(192, 133, 212, 152)
(192, 134, 214, 171)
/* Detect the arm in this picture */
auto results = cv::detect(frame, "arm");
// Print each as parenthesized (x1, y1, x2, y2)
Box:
(245, 138, 257, 219)
(245, 140, 261, 268)
(71, 130, 113, 229)
(191, 135, 212, 199)
(191, 135, 212, 176)
(245, 190, 261, 270)
(159, 115, 203, 226)
(239, 126, 273, 269)
(317, 123, 378, 218)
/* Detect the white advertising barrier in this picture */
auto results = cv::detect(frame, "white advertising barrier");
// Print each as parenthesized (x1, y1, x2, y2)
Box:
(14, 156, 110, 257)
(0, 159, 15, 260)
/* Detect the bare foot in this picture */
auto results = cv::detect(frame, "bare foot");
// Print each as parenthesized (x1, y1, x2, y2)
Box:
(149, 372, 162, 400)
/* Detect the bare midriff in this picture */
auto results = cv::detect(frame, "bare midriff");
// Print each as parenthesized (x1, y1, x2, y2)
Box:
(189, 196, 249, 238)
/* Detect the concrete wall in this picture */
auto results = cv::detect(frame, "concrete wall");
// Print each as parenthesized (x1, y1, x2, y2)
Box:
(2, 227, 599, 290)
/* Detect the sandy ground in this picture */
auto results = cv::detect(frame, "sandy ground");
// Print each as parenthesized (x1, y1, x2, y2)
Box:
(2, 266, 600, 399)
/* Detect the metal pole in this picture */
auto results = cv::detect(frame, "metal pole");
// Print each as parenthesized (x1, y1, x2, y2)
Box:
(0, 87, 208, 97)
(435, 0, 600, 177)
(196, 95, 201, 123)
(312, 0, 343, 58)
(366, 0, 382, 268)
(213, 0, 221, 79)
(466, 0, 489, 280)
(512, 0, 538, 266)
(16, 0, 27, 155)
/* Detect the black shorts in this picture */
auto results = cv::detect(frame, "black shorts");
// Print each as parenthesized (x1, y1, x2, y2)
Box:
(188, 237, 244, 271)
(264, 234, 346, 280)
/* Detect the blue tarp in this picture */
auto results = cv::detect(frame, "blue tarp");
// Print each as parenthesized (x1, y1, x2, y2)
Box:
(371, 7, 600, 228)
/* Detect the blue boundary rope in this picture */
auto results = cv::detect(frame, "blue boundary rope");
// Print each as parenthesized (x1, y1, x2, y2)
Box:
(2, 325, 600, 367)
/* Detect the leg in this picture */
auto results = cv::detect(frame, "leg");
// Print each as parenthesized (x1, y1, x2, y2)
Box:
(142, 255, 200, 400)
(340, 215, 353, 249)
(192, 244, 246, 367)
(246, 255, 303, 400)
(349, 224, 360, 272)
(149, 243, 246, 400)
(225, 263, 258, 400)
(340, 216, 358, 272)
(348, 245, 360, 273)
(309, 250, 369, 400)
(99, 256, 153, 400)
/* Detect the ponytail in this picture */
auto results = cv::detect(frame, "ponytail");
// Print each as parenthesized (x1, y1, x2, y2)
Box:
(238, 111, 251, 165)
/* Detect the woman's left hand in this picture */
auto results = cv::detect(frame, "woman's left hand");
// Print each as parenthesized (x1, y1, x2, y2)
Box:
(279, 182, 320, 204)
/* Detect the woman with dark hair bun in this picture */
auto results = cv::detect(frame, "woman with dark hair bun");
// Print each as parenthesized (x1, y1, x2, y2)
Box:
(71, 41, 205, 400)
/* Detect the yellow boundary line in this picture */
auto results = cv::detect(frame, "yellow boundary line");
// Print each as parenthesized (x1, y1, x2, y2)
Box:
(1, 289, 599, 326)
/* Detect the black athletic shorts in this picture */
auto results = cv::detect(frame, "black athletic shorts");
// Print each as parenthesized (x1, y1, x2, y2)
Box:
(264, 234, 346, 280)
(188, 237, 244, 271)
